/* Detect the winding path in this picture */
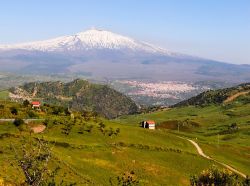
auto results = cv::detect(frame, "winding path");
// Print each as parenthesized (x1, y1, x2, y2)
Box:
(177, 136, 247, 178)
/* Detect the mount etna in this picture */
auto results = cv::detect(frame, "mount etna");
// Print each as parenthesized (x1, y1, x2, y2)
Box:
(1, 29, 250, 82)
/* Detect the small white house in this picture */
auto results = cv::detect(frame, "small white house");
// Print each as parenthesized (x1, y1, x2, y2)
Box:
(32, 101, 41, 109)
(141, 120, 156, 130)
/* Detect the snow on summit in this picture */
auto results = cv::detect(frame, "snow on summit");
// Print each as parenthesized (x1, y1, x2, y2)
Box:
(0, 29, 171, 54)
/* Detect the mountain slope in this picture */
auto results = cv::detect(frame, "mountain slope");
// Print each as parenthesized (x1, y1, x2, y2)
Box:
(0, 29, 170, 54)
(1, 29, 250, 82)
(9, 79, 139, 118)
(0, 99, 213, 185)
(174, 83, 250, 107)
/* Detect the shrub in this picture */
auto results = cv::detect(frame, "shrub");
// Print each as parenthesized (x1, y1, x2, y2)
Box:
(219, 123, 239, 135)
(108, 127, 115, 136)
(10, 107, 18, 115)
(110, 171, 139, 186)
(23, 100, 30, 107)
(13, 118, 24, 127)
(98, 122, 106, 134)
(190, 165, 245, 186)
(243, 176, 250, 186)
(54, 141, 70, 148)
(27, 110, 38, 118)
(115, 128, 120, 136)
(52, 106, 65, 115)
(18, 123, 29, 132)
(85, 125, 94, 133)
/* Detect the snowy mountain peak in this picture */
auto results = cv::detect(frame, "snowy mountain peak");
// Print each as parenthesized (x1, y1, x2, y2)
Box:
(0, 29, 172, 55)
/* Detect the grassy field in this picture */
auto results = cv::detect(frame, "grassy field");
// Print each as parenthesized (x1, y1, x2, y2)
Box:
(0, 107, 217, 185)
(0, 90, 9, 100)
(0, 94, 249, 185)
(117, 102, 250, 176)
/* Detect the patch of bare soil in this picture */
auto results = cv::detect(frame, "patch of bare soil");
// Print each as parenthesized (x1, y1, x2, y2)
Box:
(31, 124, 46, 133)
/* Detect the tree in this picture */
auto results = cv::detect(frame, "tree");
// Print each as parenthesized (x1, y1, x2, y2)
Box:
(230, 123, 238, 130)
(28, 110, 38, 118)
(190, 165, 248, 186)
(243, 176, 250, 186)
(13, 118, 25, 127)
(0, 104, 4, 109)
(23, 100, 30, 107)
(10, 107, 18, 115)
(115, 128, 120, 136)
(11, 137, 52, 186)
(109, 171, 139, 186)
(98, 122, 106, 134)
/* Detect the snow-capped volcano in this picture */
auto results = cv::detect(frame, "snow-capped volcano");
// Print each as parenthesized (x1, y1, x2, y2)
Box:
(0, 29, 249, 82)
(0, 29, 170, 54)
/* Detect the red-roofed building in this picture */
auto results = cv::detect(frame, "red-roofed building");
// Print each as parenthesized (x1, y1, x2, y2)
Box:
(141, 120, 156, 130)
(32, 101, 41, 109)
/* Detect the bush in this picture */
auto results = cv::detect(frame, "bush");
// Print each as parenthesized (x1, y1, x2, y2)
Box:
(18, 123, 29, 132)
(219, 123, 239, 135)
(13, 118, 24, 127)
(115, 128, 120, 136)
(85, 125, 94, 133)
(27, 110, 38, 118)
(190, 165, 247, 186)
(23, 100, 30, 107)
(52, 106, 65, 115)
(10, 107, 18, 115)
(54, 141, 70, 148)
(98, 122, 106, 134)
(109, 171, 139, 186)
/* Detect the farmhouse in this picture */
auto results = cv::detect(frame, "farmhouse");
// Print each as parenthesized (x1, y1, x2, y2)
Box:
(141, 120, 155, 130)
(31, 101, 41, 109)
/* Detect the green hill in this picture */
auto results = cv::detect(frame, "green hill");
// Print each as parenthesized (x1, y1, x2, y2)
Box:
(0, 99, 215, 185)
(117, 86, 250, 176)
(174, 83, 250, 107)
(9, 79, 139, 119)
(1, 83, 250, 185)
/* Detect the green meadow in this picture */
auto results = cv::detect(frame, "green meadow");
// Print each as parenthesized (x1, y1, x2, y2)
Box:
(0, 101, 218, 185)
(117, 101, 250, 175)
(0, 91, 250, 185)
(0, 90, 9, 100)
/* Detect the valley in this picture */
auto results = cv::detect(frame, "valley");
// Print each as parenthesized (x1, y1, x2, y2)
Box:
(0, 72, 236, 106)
(110, 80, 234, 106)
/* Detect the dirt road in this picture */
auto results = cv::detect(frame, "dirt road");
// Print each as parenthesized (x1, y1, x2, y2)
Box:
(177, 136, 247, 178)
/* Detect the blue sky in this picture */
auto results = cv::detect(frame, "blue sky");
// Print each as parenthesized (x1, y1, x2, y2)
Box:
(0, 0, 249, 64)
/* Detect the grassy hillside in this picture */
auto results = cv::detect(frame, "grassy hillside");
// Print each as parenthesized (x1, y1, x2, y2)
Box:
(0, 90, 9, 100)
(174, 83, 250, 107)
(118, 93, 250, 175)
(9, 79, 139, 119)
(0, 100, 218, 185)
(1, 83, 250, 185)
